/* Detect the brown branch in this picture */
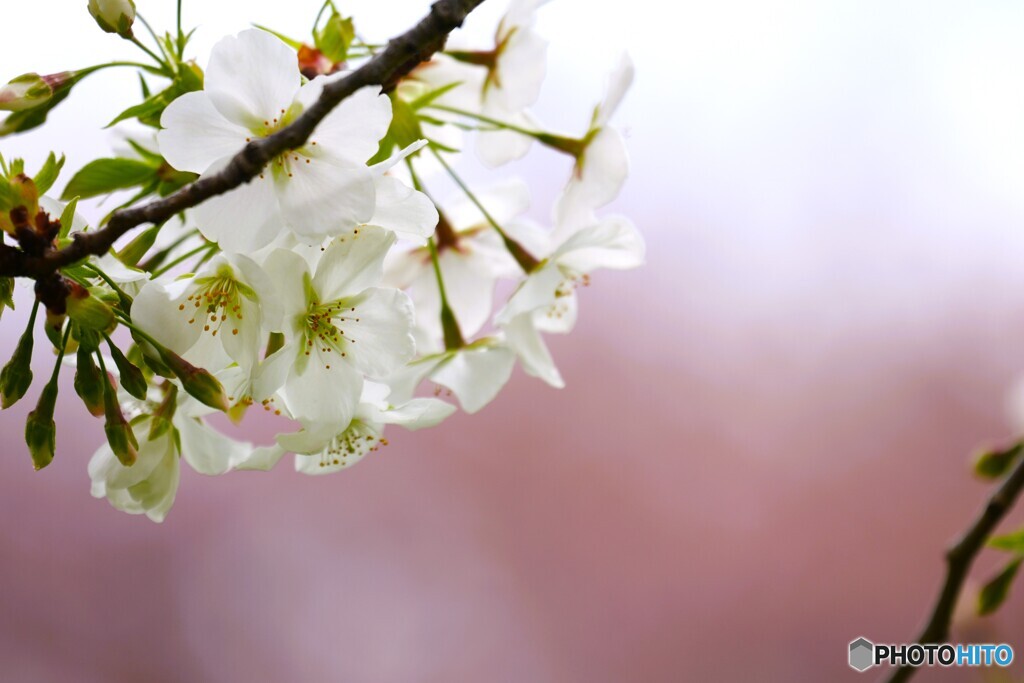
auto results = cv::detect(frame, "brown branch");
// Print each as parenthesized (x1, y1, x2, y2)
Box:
(884, 447, 1024, 683)
(0, 0, 487, 280)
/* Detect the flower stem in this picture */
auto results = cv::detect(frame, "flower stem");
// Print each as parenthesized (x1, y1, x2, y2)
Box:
(129, 36, 167, 69)
(407, 159, 465, 350)
(84, 263, 133, 308)
(429, 145, 540, 273)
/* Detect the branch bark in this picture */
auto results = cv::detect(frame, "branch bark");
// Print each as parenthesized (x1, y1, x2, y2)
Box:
(884, 448, 1024, 683)
(0, 0, 486, 279)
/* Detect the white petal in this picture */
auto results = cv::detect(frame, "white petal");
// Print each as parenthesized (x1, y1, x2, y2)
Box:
(261, 249, 310, 327)
(235, 445, 286, 471)
(503, 314, 563, 388)
(205, 29, 300, 129)
(313, 226, 394, 301)
(378, 397, 457, 429)
(178, 415, 253, 475)
(554, 126, 629, 230)
(281, 351, 362, 426)
(492, 30, 547, 111)
(194, 167, 284, 252)
(344, 287, 416, 378)
(299, 84, 391, 164)
(475, 127, 533, 167)
(495, 262, 563, 326)
(553, 215, 645, 272)
(158, 91, 249, 173)
(439, 249, 498, 338)
(444, 178, 530, 230)
(595, 53, 634, 127)
(131, 279, 200, 355)
(368, 174, 438, 244)
(230, 253, 283, 332)
(276, 156, 375, 240)
(383, 354, 447, 405)
(431, 345, 516, 413)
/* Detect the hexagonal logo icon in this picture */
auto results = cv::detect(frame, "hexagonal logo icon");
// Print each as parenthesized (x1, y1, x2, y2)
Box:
(849, 637, 875, 672)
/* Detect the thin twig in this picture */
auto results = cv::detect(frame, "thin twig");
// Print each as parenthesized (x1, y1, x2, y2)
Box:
(884, 448, 1024, 683)
(0, 0, 486, 280)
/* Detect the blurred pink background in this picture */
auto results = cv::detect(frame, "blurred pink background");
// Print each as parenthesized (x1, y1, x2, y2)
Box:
(5, 1, 1024, 681)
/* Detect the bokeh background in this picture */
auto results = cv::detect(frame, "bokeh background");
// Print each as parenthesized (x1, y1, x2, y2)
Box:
(4, 0, 1024, 680)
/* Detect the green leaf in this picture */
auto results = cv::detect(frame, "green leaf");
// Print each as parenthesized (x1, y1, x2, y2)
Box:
(58, 196, 79, 239)
(990, 527, 1024, 553)
(315, 11, 355, 63)
(117, 224, 161, 266)
(974, 442, 1024, 480)
(410, 81, 463, 111)
(33, 152, 65, 195)
(61, 158, 157, 200)
(0, 277, 13, 320)
(979, 557, 1023, 616)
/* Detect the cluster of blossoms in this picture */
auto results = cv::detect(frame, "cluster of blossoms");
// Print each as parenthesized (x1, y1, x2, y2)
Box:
(0, 0, 642, 521)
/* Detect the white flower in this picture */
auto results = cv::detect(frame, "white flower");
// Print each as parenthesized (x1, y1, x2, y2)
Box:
(495, 215, 644, 387)
(279, 381, 455, 474)
(157, 29, 392, 252)
(88, 382, 285, 522)
(387, 339, 516, 414)
(130, 252, 281, 374)
(89, 419, 178, 523)
(554, 54, 634, 231)
(407, 0, 549, 167)
(264, 226, 416, 429)
(384, 179, 527, 348)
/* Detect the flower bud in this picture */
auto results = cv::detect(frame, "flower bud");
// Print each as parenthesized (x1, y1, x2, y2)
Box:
(158, 348, 228, 412)
(66, 285, 115, 331)
(0, 322, 34, 408)
(25, 381, 57, 470)
(107, 342, 148, 400)
(87, 0, 136, 39)
(103, 382, 138, 466)
(74, 346, 105, 417)
(0, 73, 55, 112)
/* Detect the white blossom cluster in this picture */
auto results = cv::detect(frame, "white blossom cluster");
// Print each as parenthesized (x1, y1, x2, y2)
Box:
(7, 1, 643, 522)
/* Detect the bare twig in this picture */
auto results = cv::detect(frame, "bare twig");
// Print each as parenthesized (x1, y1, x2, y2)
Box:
(0, 0, 486, 279)
(884, 448, 1024, 683)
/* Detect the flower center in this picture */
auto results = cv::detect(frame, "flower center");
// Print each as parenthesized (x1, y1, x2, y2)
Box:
(300, 299, 362, 368)
(179, 264, 256, 338)
(316, 420, 388, 468)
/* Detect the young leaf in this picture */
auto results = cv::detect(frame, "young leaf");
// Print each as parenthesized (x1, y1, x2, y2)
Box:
(989, 527, 1024, 553)
(117, 224, 161, 266)
(61, 158, 156, 200)
(58, 196, 79, 239)
(979, 557, 1023, 616)
(974, 442, 1024, 480)
(315, 11, 355, 63)
(0, 277, 14, 319)
(33, 152, 65, 195)
(410, 81, 463, 111)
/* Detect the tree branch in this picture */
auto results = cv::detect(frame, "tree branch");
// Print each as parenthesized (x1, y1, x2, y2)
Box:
(884, 447, 1024, 683)
(0, 0, 486, 280)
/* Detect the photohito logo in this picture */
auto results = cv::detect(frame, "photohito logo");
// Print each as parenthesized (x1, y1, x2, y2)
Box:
(848, 637, 1014, 672)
